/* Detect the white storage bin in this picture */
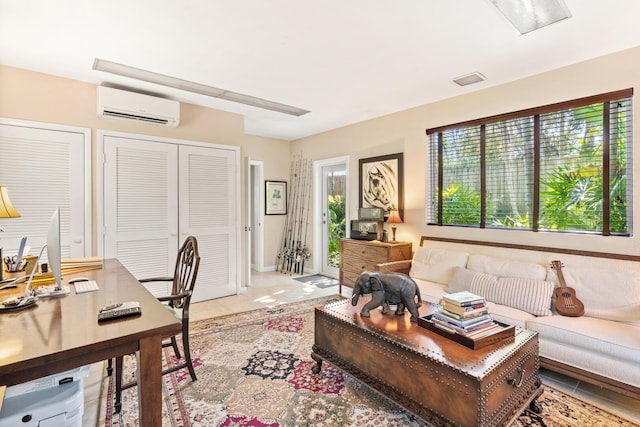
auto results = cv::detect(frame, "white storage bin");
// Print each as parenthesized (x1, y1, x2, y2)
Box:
(4, 365, 90, 399)
(0, 380, 84, 427)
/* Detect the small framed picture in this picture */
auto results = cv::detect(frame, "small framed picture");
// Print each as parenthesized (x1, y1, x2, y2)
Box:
(265, 180, 287, 215)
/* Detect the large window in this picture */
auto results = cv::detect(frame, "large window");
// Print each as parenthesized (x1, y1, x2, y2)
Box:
(427, 89, 633, 235)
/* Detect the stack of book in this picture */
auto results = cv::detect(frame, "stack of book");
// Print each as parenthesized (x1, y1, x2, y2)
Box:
(432, 291, 503, 339)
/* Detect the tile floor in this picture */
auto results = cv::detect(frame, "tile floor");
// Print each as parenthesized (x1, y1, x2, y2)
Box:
(82, 270, 640, 426)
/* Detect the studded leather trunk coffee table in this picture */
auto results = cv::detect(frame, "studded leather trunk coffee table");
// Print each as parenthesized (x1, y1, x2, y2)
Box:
(311, 299, 542, 427)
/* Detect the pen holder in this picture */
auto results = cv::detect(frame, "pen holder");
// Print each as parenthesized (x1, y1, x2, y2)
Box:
(3, 268, 25, 279)
(2, 256, 28, 278)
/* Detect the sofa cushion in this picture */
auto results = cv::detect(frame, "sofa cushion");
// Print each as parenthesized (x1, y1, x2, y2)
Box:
(412, 278, 448, 305)
(448, 267, 495, 293)
(527, 315, 640, 365)
(547, 266, 640, 325)
(467, 254, 547, 280)
(449, 267, 554, 316)
(409, 247, 469, 285)
(485, 301, 534, 328)
(536, 340, 640, 389)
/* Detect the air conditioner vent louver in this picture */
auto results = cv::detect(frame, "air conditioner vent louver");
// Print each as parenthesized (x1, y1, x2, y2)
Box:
(102, 109, 170, 125)
(97, 86, 180, 127)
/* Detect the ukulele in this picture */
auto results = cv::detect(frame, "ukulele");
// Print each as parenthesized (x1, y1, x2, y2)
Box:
(550, 260, 585, 317)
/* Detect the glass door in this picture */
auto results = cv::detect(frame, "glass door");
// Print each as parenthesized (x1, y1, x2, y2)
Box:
(321, 162, 347, 277)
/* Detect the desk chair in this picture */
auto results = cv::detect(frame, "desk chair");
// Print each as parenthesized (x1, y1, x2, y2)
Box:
(114, 236, 200, 414)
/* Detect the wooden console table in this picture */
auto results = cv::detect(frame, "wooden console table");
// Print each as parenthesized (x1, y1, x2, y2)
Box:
(0, 259, 181, 426)
(339, 239, 412, 293)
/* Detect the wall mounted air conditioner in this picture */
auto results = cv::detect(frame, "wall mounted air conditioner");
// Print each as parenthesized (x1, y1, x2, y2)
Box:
(97, 86, 180, 127)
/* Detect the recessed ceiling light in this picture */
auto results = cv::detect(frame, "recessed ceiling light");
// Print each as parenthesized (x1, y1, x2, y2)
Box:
(93, 58, 310, 117)
(453, 72, 486, 87)
(490, 0, 571, 35)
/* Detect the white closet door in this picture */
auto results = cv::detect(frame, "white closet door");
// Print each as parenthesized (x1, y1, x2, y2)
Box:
(179, 144, 237, 302)
(103, 136, 178, 296)
(0, 121, 88, 261)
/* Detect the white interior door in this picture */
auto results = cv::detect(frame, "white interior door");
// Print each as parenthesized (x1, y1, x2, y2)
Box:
(103, 135, 179, 295)
(0, 120, 90, 262)
(243, 156, 252, 286)
(101, 132, 239, 300)
(250, 161, 264, 273)
(180, 145, 237, 301)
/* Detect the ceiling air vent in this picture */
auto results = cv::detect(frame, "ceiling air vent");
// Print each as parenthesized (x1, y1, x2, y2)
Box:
(453, 72, 486, 87)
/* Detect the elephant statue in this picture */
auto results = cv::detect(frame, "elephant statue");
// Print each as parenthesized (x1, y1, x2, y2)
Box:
(351, 271, 422, 322)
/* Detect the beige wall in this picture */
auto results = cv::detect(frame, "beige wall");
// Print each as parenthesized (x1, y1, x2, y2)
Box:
(5, 43, 640, 278)
(295, 46, 640, 257)
(0, 64, 299, 276)
(0, 65, 245, 146)
(0, 64, 262, 276)
(243, 134, 291, 268)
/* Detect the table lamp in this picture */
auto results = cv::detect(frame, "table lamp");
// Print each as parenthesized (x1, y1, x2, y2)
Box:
(0, 186, 21, 282)
(387, 209, 402, 244)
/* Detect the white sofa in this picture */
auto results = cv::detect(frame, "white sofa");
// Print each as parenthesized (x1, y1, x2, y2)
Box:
(377, 236, 640, 400)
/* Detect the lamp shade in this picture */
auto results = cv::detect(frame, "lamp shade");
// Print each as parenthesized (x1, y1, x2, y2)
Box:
(387, 209, 402, 224)
(0, 186, 21, 218)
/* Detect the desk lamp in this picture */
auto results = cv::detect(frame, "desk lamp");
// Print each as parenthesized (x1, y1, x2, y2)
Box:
(0, 186, 21, 282)
(387, 209, 402, 244)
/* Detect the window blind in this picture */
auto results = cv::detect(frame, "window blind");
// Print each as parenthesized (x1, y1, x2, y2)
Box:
(427, 89, 633, 235)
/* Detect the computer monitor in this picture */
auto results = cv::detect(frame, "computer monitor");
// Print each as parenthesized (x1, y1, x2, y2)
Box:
(46, 208, 62, 290)
(23, 245, 45, 298)
(22, 208, 69, 298)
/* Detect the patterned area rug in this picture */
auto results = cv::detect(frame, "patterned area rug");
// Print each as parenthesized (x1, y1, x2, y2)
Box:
(98, 296, 638, 426)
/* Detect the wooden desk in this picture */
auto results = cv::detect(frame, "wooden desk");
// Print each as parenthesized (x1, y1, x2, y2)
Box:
(0, 259, 182, 426)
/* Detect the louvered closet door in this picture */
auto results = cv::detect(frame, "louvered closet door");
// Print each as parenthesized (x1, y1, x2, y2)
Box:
(179, 145, 237, 302)
(103, 136, 179, 296)
(0, 122, 88, 260)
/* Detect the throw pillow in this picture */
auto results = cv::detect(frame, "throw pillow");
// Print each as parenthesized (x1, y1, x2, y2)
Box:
(409, 247, 469, 285)
(467, 254, 547, 280)
(448, 267, 496, 293)
(547, 266, 640, 325)
(448, 267, 554, 316)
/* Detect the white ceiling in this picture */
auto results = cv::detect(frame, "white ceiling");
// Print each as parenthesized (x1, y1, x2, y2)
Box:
(2, 1, 640, 141)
